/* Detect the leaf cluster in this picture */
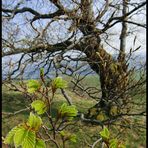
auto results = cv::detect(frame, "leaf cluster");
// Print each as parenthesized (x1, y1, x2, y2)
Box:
(58, 103, 78, 121)
(99, 127, 125, 148)
(4, 113, 45, 148)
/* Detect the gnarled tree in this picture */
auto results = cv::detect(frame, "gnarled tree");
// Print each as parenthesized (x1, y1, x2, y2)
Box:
(2, 0, 146, 125)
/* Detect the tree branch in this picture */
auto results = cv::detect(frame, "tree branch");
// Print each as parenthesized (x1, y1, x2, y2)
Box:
(101, 1, 146, 32)
(61, 89, 73, 105)
(96, 0, 110, 21)
(118, 0, 128, 62)
(2, 40, 72, 57)
(91, 138, 102, 148)
(124, 20, 146, 28)
(2, 7, 65, 20)
(2, 107, 30, 117)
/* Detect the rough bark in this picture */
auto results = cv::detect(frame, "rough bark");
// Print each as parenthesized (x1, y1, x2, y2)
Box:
(82, 35, 129, 119)
(85, 0, 129, 120)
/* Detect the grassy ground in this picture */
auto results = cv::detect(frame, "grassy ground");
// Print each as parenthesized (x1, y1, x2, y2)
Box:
(2, 77, 146, 148)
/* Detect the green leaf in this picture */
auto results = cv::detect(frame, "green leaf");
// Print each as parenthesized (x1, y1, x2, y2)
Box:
(110, 143, 117, 148)
(4, 126, 20, 144)
(27, 112, 42, 131)
(13, 127, 28, 147)
(100, 127, 110, 141)
(31, 100, 47, 115)
(52, 77, 67, 90)
(104, 127, 110, 138)
(59, 131, 66, 137)
(27, 80, 41, 93)
(109, 139, 118, 148)
(58, 103, 78, 121)
(69, 134, 77, 143)
(35, 139, 46, 148)
(22, 130, 36, 148)
(5, 125, 39, 148)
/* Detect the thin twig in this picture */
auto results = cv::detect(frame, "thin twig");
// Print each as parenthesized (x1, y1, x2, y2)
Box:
(61, 88, 72, 105)
(91, 138, 102, 148)
(2, 107, 30, 116)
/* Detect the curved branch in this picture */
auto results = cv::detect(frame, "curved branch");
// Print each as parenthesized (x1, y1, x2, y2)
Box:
(96, 0, 110, 21)
(2, 40, 72, 57)
(2, 7, 40, 16)
(2, 7, 65, 20)
(124, 20, 146, 28)
(91, 138, 102, 148)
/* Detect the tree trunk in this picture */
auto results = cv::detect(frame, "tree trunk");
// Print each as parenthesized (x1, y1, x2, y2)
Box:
(78, 0, 129, 121)
(83, 36, 129, 120)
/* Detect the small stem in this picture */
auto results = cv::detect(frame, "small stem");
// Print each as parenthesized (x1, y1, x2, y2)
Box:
(2, 107, 30, 118)
(42, 126, 60, 148)
(62, 137, 66, 148)
(101, 142, 105, 148)
(46, 112, 56, 139)
(61, 88, 72, 105)
(91, 138, 102, 148)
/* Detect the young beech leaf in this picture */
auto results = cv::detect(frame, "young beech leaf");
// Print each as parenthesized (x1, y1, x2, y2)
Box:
(104, 127, 110, 138)
(109, 139, 118, 148)
(31, 100, 47, 115)
(4, 126, 21, 144)
(100, 127, 110, 141)
(22, 130, 36, 148)
(27, 112, 42, 131)
(52, 77, 67, 91)
(58, 103, 78, 121)
(59, 131, 66, 137)
(27, 80, 41, 93)
(69, 134, 77, 143)
(13, 127, 28, 147)
(35, 138, 46, 148)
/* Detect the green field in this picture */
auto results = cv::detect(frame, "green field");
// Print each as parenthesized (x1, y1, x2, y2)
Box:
(2, 76, 146, 148)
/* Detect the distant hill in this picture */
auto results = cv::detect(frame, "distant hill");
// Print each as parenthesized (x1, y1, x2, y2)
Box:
(2, 53, 146, 80)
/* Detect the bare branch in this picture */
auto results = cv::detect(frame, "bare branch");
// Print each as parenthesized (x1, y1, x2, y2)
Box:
(61, 88, 73, 105)
(2, 107, 30, 117)
(91, 138, 102, 148)
(102, 1, 146, 32)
